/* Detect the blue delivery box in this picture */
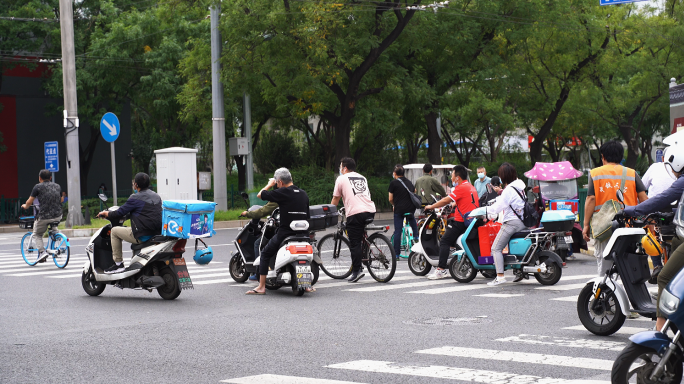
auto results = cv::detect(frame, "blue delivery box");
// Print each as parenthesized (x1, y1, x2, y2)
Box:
(162, 200, 217, 239)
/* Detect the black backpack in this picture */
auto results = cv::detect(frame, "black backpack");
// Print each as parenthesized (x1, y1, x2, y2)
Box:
(509, 187, 540, 228)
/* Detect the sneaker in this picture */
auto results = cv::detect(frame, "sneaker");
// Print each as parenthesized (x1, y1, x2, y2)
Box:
(348, 270, 365, 283)
(36, 251, 49, 263)
(566, 255, 577, 261)
(512, 271, 524, 283)
(487, 276, 508, 286)
(427, 268, 449, 280)
(104, 262, 125, 274)
(248, 274, 258, 281)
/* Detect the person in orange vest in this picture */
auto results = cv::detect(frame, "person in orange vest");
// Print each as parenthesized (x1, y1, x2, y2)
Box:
(582, 141, 648, 275)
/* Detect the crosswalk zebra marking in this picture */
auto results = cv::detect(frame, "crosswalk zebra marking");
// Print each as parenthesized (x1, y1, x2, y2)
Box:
(474, 293, 525, 298)
(536, 283, 588, 291)
(345, 279, 454, 292)
(416, 346, 613, 370)
(551, 296, 580, 302)
(496, 334, 626, 351)
(326, 360, 611, 383)
(563, 325, 651, 335)
(221, 374, 365, 384)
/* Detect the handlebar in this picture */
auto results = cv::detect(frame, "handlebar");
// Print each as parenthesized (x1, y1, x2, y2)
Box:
(614, 211, 674, 229)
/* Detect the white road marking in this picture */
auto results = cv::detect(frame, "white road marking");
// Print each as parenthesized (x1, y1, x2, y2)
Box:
(316, 275, 420, 289)
(496, 334, 627, 352)
(406, 283, 492, 294)
(193, 278, 233, 285)
(326, 360, 610, 383)
(551, 296, 580, 302)
(563, 325, 651, 335)
(7, 266, 89, 276)
(48, 274, 82, 279)
(536, 283, 588, 291)
(345, 279, 453, 292)
(407, 274, 598, 295)
(416, 346, 613, 370)
(474, 293, 525, 298)
(221, 374, 365, 384)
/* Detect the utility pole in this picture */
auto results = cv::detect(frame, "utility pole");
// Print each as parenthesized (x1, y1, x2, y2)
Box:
(210, 4, 228, 210)
(59, 0, 83, 227)
(243, 92, 254, 191)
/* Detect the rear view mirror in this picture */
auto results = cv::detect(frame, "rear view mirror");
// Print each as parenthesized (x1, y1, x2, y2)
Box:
(241, 192, 249, 199)
(98, 194, 108, 202)
(616, 189, 624, 204)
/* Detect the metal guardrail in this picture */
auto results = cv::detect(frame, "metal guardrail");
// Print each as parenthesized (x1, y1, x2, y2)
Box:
(0, 196, 24, 223)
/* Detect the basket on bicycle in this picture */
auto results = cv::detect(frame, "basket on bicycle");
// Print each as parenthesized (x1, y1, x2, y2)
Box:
(19, 216, 35, 229)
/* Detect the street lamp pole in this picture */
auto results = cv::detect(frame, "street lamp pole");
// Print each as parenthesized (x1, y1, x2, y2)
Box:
(210, 4, 228, 210)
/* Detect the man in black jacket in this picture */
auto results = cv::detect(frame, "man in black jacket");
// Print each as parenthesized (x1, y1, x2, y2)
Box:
(97, 173, 162, 273)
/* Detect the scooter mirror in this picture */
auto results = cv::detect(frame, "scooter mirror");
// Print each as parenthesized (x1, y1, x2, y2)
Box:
(241, 192, 249, 199)
(98, 194, 108, 202)
(616, 189, 624, 204)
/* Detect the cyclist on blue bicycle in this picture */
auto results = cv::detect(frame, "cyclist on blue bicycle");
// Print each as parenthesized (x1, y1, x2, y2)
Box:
(21, 169, 62, 262)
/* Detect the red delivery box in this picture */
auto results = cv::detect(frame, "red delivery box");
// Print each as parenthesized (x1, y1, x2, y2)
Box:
(478, 221, 502, 259)
(549, 199, 579, 214)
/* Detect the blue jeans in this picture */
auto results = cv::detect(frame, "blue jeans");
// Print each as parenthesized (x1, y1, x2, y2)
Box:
(394, 212, 419, 256)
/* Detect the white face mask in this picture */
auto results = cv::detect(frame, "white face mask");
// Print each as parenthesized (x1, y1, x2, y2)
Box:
(477, 172, 485, 179)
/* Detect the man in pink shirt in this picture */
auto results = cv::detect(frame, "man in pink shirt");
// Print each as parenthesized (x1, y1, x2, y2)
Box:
(331, 157, 377, 282)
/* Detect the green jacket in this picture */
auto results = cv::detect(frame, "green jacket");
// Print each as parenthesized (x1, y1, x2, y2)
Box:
(244, 201, 278, 219)
(414, 174, 447, 204)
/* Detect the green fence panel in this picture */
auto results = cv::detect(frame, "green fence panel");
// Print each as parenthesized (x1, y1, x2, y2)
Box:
(1, 196, 27, 223)
(578, 188, 587, 229)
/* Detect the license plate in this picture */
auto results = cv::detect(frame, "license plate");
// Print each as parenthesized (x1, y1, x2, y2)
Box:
(173, 257, 194, 290)
(296, 265, 311, 274)
(564, 236, 574, 244)
(297, 272, 312, 288)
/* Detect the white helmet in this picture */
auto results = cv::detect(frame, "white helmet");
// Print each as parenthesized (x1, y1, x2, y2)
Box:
(665, 144, 684, 173)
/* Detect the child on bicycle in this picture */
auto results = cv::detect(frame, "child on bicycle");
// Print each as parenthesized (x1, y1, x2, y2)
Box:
(21, 169, 62, 262)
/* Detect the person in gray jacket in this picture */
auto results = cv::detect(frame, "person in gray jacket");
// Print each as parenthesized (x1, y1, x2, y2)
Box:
(414, 163, 447, 205)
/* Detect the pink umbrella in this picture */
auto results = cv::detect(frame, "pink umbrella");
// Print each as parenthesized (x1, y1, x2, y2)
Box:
(524, 161, 583, 181)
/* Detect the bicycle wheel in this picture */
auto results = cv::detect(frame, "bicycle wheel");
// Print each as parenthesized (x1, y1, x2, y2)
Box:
(21, 233, 40, 266)
(318, 233, 353, 279)
(366, 233, 396, 283)
(52, 234, 70, 268)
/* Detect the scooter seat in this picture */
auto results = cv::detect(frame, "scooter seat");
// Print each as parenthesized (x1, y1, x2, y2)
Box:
(279, 234, 312, 248)
(131, 240, 154, 251)
(510, 230, 531, 239)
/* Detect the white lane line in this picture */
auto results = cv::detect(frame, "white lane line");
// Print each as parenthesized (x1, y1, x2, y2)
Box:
(7, 267, 88, 276)
(536, 283, 588, 291)
(417, 346, 613, 370)
(184, 267, 231, 274)
(48, 274, 81, 279)
(193, 278, 233, 285)
(0, 265, 85, 274)
(563, 325, 651, 335)
(473, 293, 524, 298)
(221, 374, 365, 384)
(326, 360, 610, 383)
(496, 334, 627, 352)
(185, 272, 231, 280)
(407, 283, 492, 295)
(345, 279, 453, 292)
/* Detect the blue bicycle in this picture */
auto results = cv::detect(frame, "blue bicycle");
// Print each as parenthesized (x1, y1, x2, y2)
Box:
(19, 215, 70, 268)
(390, 212, 416, 259)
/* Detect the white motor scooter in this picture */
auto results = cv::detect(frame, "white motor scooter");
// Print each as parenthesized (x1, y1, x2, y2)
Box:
(253, 208, 317, 296)
(81, 194, 191, 300)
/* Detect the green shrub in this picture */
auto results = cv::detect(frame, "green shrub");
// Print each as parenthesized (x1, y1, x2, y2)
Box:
(253, 130, 301, 175)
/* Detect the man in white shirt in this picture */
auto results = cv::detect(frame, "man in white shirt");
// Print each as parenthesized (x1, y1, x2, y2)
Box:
(643, 150, 677, 197)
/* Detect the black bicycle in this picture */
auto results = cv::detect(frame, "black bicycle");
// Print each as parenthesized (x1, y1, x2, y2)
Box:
(317, 207, 396, 282)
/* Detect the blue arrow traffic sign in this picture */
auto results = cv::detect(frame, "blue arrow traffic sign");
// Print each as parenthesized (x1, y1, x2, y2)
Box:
(600, 0, 646, 5)
(100, 112, 120, 143)
(44, 141, 59, 172)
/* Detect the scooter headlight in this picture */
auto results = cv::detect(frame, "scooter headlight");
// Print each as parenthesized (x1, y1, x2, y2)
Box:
(659, 289, 680, 315)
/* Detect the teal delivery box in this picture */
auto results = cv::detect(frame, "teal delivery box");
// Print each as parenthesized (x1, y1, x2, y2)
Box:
(162, 200, 217, 239)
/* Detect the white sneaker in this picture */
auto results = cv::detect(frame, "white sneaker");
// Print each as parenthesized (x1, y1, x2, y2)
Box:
(487, 277, 507, 286)
(427, 268, 449, 280)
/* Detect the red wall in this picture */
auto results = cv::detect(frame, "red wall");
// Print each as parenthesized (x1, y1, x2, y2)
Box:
(0, 96, 18, 198)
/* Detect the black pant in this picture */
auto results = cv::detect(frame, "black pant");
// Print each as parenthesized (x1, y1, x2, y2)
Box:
(438, 219, 467, 269)
(258, 229, 296, 276)
(347, 212, 375, 272)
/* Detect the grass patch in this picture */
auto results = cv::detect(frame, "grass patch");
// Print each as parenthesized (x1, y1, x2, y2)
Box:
(58, 218, 130, 230)
(214, 209, 246, 221)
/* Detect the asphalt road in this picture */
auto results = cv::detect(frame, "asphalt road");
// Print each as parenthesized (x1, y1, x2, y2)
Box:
(0, 222, 655, 383)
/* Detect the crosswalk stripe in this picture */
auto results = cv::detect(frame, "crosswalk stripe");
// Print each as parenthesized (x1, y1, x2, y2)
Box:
(345, 279, 453, 292)
(316, 275, 420, 289)
(496, 334, 626, 352)
(48, 274, 81, 279)
(474, 293, 524, 298)
(7, 267, 87, 276)
(193, 278, 233, 285)
(406, 274, 599, 295)
(563, 325, 651, 335)
(416, 346, 612, 370)
(221, 374, 365, 384)
(326, 360, 610, 383)
(406, 283, 492, 294)
(551, 296, 580, 302)
(536, 283, 588, 291)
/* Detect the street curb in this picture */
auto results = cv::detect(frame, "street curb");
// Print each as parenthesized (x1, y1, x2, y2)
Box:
(0, 211, 396, 236)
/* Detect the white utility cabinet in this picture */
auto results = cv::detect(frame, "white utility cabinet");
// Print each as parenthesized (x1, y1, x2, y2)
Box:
(154, 147, 198, 200)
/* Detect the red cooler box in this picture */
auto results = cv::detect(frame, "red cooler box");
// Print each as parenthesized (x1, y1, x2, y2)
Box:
(478, 222, 501, 264)
(549, 199, 579, 214)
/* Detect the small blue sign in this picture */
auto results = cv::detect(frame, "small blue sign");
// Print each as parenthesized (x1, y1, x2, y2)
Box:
(600, 0, 646, 5)
(100, 112, 120, 143)
(44, 141, 59, 172)
(656, 149, 664, 162)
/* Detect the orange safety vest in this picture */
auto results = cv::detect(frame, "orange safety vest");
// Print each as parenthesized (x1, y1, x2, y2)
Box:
(590, 164, 638, 212)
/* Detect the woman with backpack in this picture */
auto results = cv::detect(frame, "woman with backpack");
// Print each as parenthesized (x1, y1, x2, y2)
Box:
(484, 163, 529, 286)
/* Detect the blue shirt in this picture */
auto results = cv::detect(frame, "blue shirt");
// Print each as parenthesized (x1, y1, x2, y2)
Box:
(474, 176, 491, 198)
(624, 175, 684, 216)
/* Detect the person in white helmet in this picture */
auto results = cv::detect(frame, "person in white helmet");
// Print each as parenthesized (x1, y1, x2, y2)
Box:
(640, 147, 678, 271)
(624, 144, 684, 332)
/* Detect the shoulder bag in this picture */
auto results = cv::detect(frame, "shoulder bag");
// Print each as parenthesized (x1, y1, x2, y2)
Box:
(509, 186, 540, 228)
(398, 178, 422, 209)
(590, 167, 627, 242)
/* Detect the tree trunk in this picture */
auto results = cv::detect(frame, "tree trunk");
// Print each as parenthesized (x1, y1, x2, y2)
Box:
(618, 124, 640, 168)
(234, 155, 245, 191)
(425, 111, 441, 164)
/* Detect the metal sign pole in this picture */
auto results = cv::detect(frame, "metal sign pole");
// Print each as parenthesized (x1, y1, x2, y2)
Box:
(111, 142, 117, 203)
